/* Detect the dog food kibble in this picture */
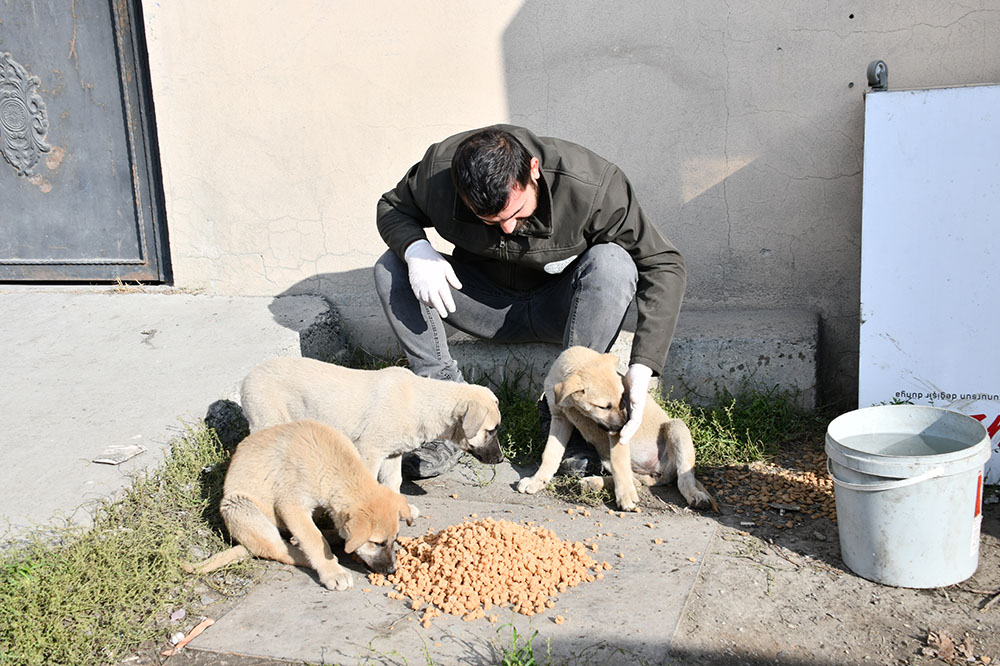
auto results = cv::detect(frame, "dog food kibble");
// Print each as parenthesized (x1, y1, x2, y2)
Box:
(369, 517, 601, 625)
(707, 448, 837, 525)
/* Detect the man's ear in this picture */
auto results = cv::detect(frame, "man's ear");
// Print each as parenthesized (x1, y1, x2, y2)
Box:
(552, 374, 585, 407)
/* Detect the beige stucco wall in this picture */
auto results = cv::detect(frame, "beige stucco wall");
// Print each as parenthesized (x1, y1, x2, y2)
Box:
(140, 1, 1000, 406)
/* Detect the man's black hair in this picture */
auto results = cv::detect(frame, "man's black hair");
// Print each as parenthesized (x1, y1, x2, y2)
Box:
(451, 128, 533, 217)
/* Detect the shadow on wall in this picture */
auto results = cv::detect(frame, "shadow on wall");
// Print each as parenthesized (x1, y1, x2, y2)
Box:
(269, 267, 389, 361)
(499, 2, 862, 407)
(266, 3, 866, 404)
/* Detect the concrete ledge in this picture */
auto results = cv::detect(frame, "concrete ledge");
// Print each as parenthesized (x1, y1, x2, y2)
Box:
(313, 303, 819, 409)
(661, 308, 819, 409)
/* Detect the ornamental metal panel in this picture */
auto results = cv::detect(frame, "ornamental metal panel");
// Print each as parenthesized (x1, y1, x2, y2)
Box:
(0, 0, 168, 282)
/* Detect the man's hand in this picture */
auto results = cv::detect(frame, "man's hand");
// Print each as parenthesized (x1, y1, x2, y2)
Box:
(404, 240, 463, 318)
(619, 363, 653, 443)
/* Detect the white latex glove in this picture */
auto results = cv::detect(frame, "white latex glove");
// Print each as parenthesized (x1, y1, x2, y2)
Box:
(618, 362, 653, 443)
(403, 240, 463, 318)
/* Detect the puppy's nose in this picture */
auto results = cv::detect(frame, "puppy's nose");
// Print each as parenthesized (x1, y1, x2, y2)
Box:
(472, 434, 505, 464)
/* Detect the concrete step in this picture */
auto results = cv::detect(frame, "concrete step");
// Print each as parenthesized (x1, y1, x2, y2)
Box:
(312, 304, 819, 410)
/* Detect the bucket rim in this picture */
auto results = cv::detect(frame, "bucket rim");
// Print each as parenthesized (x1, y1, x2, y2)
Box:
(825, 404, 990, 478)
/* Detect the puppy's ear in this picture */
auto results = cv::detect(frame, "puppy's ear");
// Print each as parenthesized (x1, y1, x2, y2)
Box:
(342, 513, 370, 554)
(459, 399, 491, 441)
(553, 373, 585, 407)
(600, 353, 621, 372)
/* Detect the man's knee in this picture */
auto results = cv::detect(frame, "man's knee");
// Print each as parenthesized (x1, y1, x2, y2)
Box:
(373, 249, 406, 299)
(577, 244, 638, 300)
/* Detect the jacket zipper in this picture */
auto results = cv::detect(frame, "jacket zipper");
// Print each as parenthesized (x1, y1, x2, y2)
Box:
(498, 236, 518, 286)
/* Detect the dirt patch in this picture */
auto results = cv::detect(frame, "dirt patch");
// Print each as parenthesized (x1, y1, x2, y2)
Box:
(125, 439, 1000, 666)
(670, 440, 1000, 666)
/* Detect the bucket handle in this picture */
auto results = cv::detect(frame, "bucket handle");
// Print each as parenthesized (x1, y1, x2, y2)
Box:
(827, 458, 944, 492)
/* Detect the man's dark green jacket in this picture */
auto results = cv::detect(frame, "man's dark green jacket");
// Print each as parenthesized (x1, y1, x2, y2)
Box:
(377, 124, 685, 374)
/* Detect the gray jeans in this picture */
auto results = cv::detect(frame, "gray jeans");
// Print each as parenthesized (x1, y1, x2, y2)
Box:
(373, 243, 638, 382)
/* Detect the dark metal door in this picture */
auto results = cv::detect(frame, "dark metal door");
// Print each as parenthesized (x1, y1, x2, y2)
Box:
(0, 0, 168, 282)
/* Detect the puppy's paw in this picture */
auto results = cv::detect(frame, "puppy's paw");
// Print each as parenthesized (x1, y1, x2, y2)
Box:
(615, 483, 640, 512)
(319, 565, 354, 591)
(407, 503, 421, 521)
(517, 475, 548, 495)
(578, 476, 605, 493)
(685, 489, 720, 513)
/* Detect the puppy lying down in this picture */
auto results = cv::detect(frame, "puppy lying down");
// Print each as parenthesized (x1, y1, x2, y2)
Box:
(183, 419, 417, 590)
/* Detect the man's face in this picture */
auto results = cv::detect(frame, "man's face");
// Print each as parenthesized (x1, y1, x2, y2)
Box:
(477, 157, 541, 235)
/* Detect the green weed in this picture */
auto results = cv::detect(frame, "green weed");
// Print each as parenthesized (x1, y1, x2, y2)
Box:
(0, 424, 257, 666)
(544, 476, 612, 507)
(472, 367, 545, 466)
(498, 624, 551, 666)
(660, 386, 825, 469)
(474, 367, 820, 474)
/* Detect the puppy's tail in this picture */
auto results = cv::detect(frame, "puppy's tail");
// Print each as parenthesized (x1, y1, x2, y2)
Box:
(181, 545, 251, 575)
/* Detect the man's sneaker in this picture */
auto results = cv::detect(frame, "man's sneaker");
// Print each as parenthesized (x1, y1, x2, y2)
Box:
(401, 439, 464, 479)
(537, 394, 603, 477)
(558, 433, 603, 477)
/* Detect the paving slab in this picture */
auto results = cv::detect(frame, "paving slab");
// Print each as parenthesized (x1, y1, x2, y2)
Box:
(188, 481, 717, 666)
(0, 286, 723, 665)
(0, 287, 330, 539)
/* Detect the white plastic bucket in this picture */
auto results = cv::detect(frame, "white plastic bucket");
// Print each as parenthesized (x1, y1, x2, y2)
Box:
(825, 404, 990, 588)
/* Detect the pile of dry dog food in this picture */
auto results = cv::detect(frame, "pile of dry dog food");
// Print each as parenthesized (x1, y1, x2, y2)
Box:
(707, 446, 837, 527)
(368, 516, 605, 627)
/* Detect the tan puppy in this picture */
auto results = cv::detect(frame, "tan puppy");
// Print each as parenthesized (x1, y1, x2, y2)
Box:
(184, 420, 416, 590)
(517, 346, 717, 512)
(240, 357, 504, 492)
